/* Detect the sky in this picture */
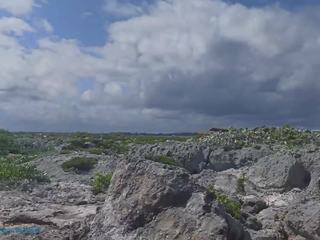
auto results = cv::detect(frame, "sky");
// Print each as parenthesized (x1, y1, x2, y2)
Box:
(0, 0, 320, 133)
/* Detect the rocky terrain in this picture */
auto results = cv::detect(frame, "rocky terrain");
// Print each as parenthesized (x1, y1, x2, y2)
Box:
(1, 127, 320, 239)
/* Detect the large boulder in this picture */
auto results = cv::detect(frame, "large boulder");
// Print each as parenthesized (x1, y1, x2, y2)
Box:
(88, 160, 250, 240)
(247, 152, 308, 191)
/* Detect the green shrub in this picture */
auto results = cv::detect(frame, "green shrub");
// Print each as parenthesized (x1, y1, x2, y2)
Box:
(0, 157, 49, 183)
(145, 154, 176, 166)
(91, 172, 113, 194)
(61, 157, 97, 172)
(0, 130, 18, 156)
(207, 186, 241, 219)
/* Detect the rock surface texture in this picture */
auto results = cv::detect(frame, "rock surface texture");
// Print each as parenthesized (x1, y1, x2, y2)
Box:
(1, 132, 320, 239)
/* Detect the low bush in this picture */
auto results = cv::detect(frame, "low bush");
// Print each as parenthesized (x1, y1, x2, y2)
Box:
(0, 130, 18, 156)
(0, 157, 49, 183)
(91, 172, 113, 194)
(61, 157, 97, 172)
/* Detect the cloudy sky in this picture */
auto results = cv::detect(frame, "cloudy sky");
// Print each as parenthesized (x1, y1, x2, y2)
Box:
(0, 0, 320, 132)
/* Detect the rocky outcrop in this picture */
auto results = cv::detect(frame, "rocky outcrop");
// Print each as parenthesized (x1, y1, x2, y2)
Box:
(130, 141, 272, 173)
(2, 134, 320, 239)
(88, 160, 249, 240)
(0, 182, 99, 240)
(129, 141, 209, 173)
(285, 200, 320, 239)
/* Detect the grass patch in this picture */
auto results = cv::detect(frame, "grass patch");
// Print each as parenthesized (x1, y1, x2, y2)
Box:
(91, 172, 113, 194)
(207, 186, 241, 219)
(61, 157, 97, 173)
(0, 156, 49, 183)
(145, 154, 176, 166)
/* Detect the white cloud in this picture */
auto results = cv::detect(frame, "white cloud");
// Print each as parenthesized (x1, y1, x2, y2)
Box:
(0, 17, 33, 35)
(95, 0, 320, 129)
(2, 0, 320, 132)
(37, 19, 54, 33)
(0, 0, 34, 15)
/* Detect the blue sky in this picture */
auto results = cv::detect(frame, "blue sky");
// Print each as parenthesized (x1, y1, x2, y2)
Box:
(1, 0, 320, 132)
(32, 0, 108, 46)
(19, 0, 320, 46)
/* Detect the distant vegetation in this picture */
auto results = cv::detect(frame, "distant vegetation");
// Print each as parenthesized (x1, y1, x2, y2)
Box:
(61, 157, 98, 173)
(61, 133, 195, 155)
(0, 129, 53, 156)
(202, 125, 320, 149)
(91, 172, 113, 194)
(0, 130, 19, 156)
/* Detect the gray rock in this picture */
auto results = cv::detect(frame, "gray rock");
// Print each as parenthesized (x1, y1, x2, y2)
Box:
(208, 146, 272, 172)
(130, 141, 209, 173)
(242, 196, 268, 215)
(285, 200, 320, 239)
(88, 160, 249, 240)
(0, 185, 97, 240)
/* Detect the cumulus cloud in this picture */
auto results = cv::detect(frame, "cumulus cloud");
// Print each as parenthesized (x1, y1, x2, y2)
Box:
(94, 0, 320, 129)
(0, 0, 34, 15)
(0, 17, 33, 35)
(1, 0, 320, 132)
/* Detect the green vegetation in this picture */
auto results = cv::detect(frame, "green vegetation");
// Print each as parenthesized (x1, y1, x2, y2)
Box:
(0, 156, 49, 183)
(0, 130, 19, 156)
(0, 130, 53, 156)
(91, 172, 113, 194)
(0, 130, 51, 186)
(207, 186, 241, 219)
(237, 174, 246, 194)
(61, 133, 195, 155)
(126, 134, 193, 145)
(61, 157, 98, 172)
(202, 125, 320, 149)
(145, 154, 176, 166)
(88, 148, 106, 155)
